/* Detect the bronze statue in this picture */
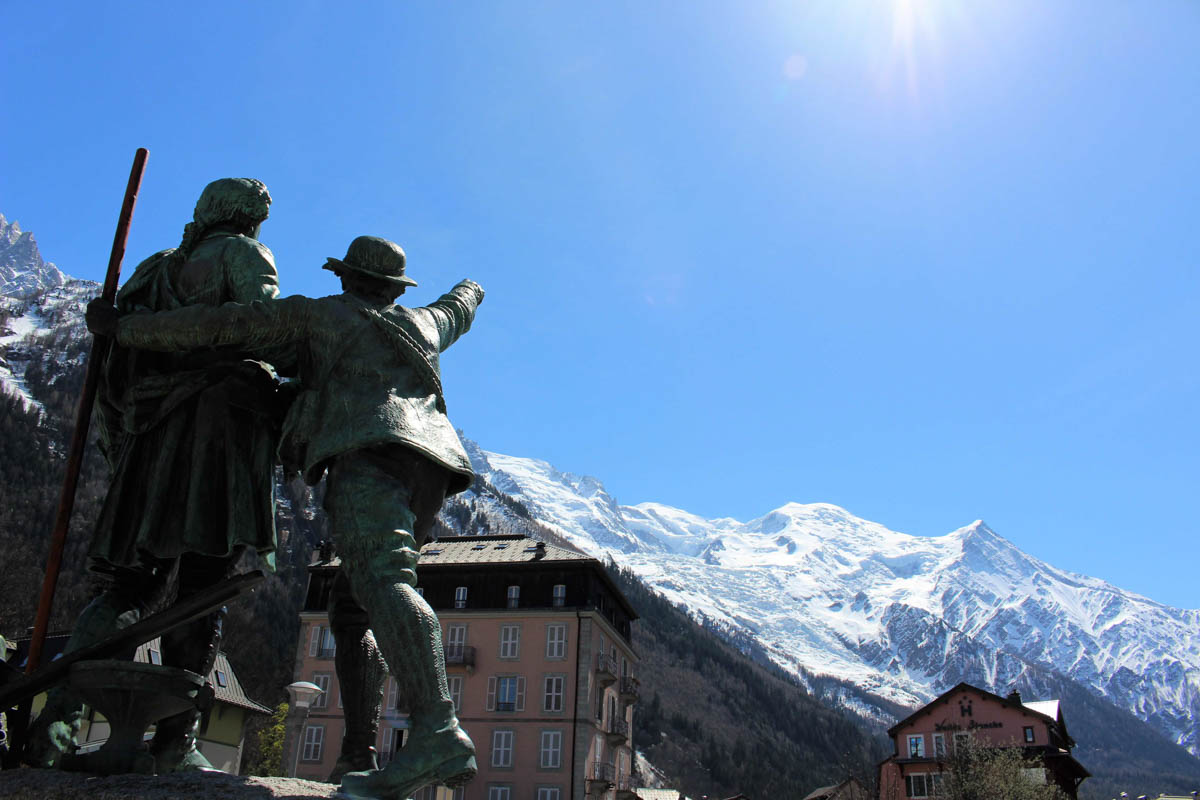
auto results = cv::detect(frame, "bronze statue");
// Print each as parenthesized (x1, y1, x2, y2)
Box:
(88, 236, 483, 798)
(29, 178, 287, 773)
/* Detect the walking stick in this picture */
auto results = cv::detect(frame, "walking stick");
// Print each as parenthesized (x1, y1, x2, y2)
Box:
(25, 148, 149, 677)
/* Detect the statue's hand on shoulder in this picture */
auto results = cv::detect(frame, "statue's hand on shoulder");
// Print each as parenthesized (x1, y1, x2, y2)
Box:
(85, 297, 121, 337)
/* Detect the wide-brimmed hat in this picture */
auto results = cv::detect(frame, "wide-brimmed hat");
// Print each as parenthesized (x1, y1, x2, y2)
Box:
(323, 236, 417, 287)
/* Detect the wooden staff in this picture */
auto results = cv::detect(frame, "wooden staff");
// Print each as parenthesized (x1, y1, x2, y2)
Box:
(25, 148, 149, 676)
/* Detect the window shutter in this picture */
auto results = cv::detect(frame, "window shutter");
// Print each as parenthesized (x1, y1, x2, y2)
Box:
(486, 676, 497, 711)
(516, 676, 526, 711)
(309, 625, 321, 657)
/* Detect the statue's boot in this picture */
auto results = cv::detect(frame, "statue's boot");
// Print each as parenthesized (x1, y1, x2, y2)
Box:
(24, 589, 142, 768)
(337, 522, 475, 800)
(328, 577, 387, 784)
(149, 604, 224, 773)
(341, 699, 476, 799)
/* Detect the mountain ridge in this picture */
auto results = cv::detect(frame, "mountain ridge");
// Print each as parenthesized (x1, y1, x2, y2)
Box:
(459, 442, 1200, 760)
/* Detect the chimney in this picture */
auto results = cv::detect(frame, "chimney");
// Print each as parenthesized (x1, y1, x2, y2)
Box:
(1007, 689, 1022, 704)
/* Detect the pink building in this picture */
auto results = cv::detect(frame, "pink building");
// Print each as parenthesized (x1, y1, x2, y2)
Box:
(288, 534, 640, 800)
(877, 682, 1089, 800)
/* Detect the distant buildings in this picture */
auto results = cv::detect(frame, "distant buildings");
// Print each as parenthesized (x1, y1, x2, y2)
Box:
(877, 682, 1089, 800)
(289, 534, 640, 800)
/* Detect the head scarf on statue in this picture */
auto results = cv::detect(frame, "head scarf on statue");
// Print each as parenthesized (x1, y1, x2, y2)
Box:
(173, 177, 272, 264)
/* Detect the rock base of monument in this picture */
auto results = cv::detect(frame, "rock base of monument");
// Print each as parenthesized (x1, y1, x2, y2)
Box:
(0, 768, 342, 799)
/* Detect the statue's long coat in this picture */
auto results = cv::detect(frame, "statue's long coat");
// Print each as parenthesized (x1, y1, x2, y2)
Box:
(92, 233, 283, 572)
(114, 281, 482, 495)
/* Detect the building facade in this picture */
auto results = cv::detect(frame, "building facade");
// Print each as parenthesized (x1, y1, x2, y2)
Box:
(290, 534, 640, 800)
(877, 682, 1089, 800)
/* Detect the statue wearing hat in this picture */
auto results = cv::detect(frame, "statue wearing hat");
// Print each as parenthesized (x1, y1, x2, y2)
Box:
(28, 178, 288, 772)
(88, 235, 484, 798)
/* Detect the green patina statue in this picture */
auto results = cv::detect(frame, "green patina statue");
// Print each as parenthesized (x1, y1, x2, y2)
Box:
(88, 235, 484, 799)
(29, 178, 287, 773)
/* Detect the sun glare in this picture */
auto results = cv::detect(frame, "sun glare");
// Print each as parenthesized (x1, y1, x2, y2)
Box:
(888, 0, 943, 98)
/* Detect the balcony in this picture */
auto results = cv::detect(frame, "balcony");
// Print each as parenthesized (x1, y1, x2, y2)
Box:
(595, 653, 617, 685)
(616, 775, 639, 800)
(315, 647, 336, 659)
(605, 718, 629, 744)
(443, 645, 475, 670)
(619, 676, 640, 702)
(587, 760, 616, 793)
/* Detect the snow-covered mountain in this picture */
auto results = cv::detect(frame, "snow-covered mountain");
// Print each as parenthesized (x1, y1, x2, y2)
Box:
(0, 214, 66, 299)
(460, 443, 1200, 757)
(0, 215, 95, 413)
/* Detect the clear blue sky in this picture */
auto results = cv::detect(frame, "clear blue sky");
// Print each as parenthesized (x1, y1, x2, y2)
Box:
(4, 1, 1197, 609)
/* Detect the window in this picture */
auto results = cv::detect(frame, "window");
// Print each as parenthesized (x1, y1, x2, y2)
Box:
(507, 585, 520, 608)
(500, 624, 521, 659)
(495, 542, 509, 550)
(312, 673, 331, 709)
(540, 729, 563, 769)
(552, 584, 566, 607)
(301, 724, 324, 761)
(930, 773, 944, 795)
(472, 542, 487, 550)
(455, 586, 468, 609)
(1023, 726, 1035, 743)
(381, 725, 406, 765)
(489, 675, 526, 711)
(387, 677, 398, 712)
(537, 789, 562, 800)
(953, 732, 970, 752)
(491, 730, 514, 767)
(309, 625, 336, 657)
(413, 787, 436, 800)
(932, 733, 945, 758)
(544, 675, 565, 712)
(908, 735, 925, 758)
(905, 774, 928, 798)
(416, 587, 424, 597)
(1021, 767, 1047, 785)
(488, 787, 511, 800)
(448, 675, 463, 712)
(546, 623, 567, 659)
(309, 625, 322, 657)
(148, 648, 161, 665)
(446, 624, 467, 658)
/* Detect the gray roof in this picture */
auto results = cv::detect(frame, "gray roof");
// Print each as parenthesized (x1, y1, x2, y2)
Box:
(419, 535, 592, 566)
(635, 790, 688, 800)
(310, 535, 593, 569)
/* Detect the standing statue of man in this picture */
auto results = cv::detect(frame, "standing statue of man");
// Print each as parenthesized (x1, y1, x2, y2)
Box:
(88, 236, 484, 798)
(29, 178, 286, 772)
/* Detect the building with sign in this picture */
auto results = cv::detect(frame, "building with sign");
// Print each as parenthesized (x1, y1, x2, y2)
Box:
(877, 682, 1089, 800)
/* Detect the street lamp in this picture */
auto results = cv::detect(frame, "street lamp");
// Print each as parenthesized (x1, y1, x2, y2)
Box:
(285, 680, 324, 778)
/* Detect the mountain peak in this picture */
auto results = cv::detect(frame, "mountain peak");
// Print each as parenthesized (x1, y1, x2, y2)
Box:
(0, 213, 66, 299)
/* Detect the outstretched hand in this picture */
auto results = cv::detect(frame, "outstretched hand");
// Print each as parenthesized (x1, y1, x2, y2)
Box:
(85, 297, 120, 337)
(456, 279, 484, 303)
